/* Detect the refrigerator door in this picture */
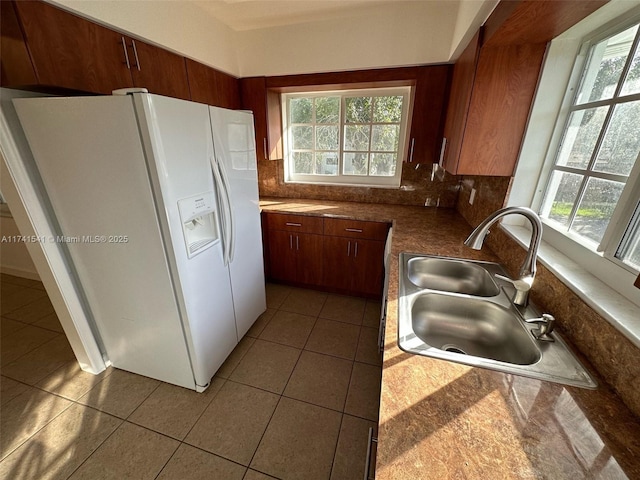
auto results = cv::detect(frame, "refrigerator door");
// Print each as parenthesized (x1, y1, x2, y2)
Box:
(209, 106, 266, 340)
(13, 96, 196, 389)
(133, 94, 238, 389)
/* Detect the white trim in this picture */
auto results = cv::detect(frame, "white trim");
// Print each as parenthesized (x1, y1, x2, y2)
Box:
(502, 223, 640, 349)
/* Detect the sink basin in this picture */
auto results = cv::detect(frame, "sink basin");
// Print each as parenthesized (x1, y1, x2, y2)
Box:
(407, 257, 500, 296)
(412, 293, 540, 365)
(398, 253, 597, 389)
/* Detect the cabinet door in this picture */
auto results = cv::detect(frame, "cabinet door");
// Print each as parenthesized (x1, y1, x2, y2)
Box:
(126, 38, 190, 100)
(295, 233, 324, 286)
(186, 59, 241, 108)
(322, 236, 353, 291)
(15, 1, 133, 93)
(1, 1, 37, 87)
(267, 229, 296, 283)
(352, 239, 385, 297)
(407, 65, 451, 164)
(240, 77, 283, 161)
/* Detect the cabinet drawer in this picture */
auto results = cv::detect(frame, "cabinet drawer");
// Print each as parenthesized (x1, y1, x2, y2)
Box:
(323, 218, 389, 240)
(264, 212, 324, 234)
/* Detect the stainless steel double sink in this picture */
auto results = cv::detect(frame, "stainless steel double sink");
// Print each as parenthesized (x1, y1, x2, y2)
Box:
(398, 253, 597, 389)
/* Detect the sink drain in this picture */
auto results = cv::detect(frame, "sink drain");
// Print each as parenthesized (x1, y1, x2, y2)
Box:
(442, 344, 467, 355)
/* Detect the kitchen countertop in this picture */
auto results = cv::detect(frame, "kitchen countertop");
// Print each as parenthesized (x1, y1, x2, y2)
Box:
(260, 197, 640, 479)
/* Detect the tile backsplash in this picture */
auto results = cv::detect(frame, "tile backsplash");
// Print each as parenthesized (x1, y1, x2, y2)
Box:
(457, 175, 640, 418)
(258, 160, 460, 207)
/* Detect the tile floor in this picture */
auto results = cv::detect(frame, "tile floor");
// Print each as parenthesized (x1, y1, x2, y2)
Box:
(0, 274, 382, 480)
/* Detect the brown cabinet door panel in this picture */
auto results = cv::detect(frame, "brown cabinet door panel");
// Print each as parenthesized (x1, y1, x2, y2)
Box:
(1, 1, 37, 87)
(353, 239, 385, 297)
(127, 39, 190, 100)
(322, 236, 352, 292)
(296, 233, 323, 286)
(186, 59, 240, 108)
(265, 212, 324, 234)
(323, 218, 389, 241)
(267, 229, 296, 283)
(240, 77, 269, 161)
(15, 1, 133, 93)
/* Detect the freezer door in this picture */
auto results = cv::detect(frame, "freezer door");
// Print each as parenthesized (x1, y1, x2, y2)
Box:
(13, 96, 196, 389)
(209, 106, 266, 340)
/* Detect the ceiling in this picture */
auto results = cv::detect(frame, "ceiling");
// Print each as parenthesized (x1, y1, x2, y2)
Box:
(194, 0, 431, 31)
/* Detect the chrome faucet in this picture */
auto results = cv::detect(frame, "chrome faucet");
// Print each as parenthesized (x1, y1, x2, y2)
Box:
(463, 206, 543, 307)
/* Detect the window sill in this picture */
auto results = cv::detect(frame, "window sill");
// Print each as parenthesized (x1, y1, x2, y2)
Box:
(502, 224, 640, 349)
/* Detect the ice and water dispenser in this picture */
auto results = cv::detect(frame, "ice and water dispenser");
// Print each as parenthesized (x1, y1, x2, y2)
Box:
(177, 192, 219, 258)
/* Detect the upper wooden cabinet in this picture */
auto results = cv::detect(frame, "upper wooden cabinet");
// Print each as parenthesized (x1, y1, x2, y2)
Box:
(4, 1, 190, 99)
(0, 1, 37, 87)
(442, 30, 546, 176)
(186, 59, 241, 109)
(240, 77, 283, 161)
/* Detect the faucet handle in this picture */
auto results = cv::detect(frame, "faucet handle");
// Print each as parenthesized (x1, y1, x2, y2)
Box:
(525, 313, 555, 342)
(495, 274, 532, 307)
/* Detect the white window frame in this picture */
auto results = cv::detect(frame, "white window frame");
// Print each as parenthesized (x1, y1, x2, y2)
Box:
(508, 3, 640, 317)
(282, 86, 412, 188)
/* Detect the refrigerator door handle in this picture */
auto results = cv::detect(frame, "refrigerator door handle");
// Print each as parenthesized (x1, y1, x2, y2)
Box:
(216, 157, 235, 263)
(210, 157, 230, 265)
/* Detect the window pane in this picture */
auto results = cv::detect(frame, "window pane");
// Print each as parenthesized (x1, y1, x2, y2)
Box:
(315, 153, 338, 175)
(616, 202, 640, 270)
(556, 107, 608, 169)
(577, 24, 639, 104)
(290, 98, 312, 123)
(594, 100, 640, 176)
(316, 125, 339, 150)
(344, 125, 370, 151)
(371, 125, 399, 151)
(343, 153, 369, 175)
(345, 97, 372, 123)
(541, 171, 583, 226)
(315, 97, 340, 123)
(569, 177, 625, 244)
(291, 126, 312, 149)
(293, 152, 313, 174)
(370, 153, 397, 176)
(373, 96, 403, 123)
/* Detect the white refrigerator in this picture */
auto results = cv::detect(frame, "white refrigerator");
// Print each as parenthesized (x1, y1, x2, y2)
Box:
(14, 92, 266, 392)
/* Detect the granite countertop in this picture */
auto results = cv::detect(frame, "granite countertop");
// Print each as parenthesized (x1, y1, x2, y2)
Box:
(260, 197, 640, 479)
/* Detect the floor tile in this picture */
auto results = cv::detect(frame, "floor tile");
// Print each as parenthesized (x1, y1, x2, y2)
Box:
(244, 470, 279, 479)
(1, 385, 72, 459)
(319, 294, 366, 325)
(2, 335, 75, 385)
(265, 283, 291, 309)
(279, 288, 327, 316)
(230, 339, 301, 394)
(1, 288, 48, 315)
(78, 369, 160, 419)
(0, 403, 122, 480)
(363, 300, 382, 328)
(37, 363, 113, 401)
(32, 312, 64, 333)
(185, 381, 279, 466)
(129, 377, 224, 440)
(4, 295, 55, 324)
(0, 376, 31, 406)
(344, 362, 382, 422)
(216, 336, 256, 379)
(251, 397, 342, 480)
(1, 274, 45, 290)
(304, 319, 360, 360)
(283, 351, 352, 411)
(0, 317, 27, 338)
(355, 326, 382, 366)
(258, 310, 315, 348)
(330, 414, 377, 480)
(1, 281, 24, 297)
(157, 444, 246, 480)
(0, 325, 59, 366)
(246, 308, 277, 338)
(68, 421, 179, 480)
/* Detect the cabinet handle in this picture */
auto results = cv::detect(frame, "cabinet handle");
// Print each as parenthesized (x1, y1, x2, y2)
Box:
(131, 39, 141, 71)
(409, 138, 415, 163)
(439, 137, 447, 167)
(289, 234, 293, 250)
(121, 37, 131, 69)
(345, 228, 363, 233)
(263, 138, 268, 159)
(364, 427, 378, 480)
(354, 242, 358, 258)
(347, 241, 351, 257)
(296, 235, 299, 251)
(286, 222, 302, 227)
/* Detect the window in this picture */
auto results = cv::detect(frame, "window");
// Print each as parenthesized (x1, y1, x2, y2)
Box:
(538, 17, 640, 274)
(282, 87, 411, 187)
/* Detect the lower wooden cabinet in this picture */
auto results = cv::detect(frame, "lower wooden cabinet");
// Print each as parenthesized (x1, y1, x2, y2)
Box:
(267, 229, 323, 287)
